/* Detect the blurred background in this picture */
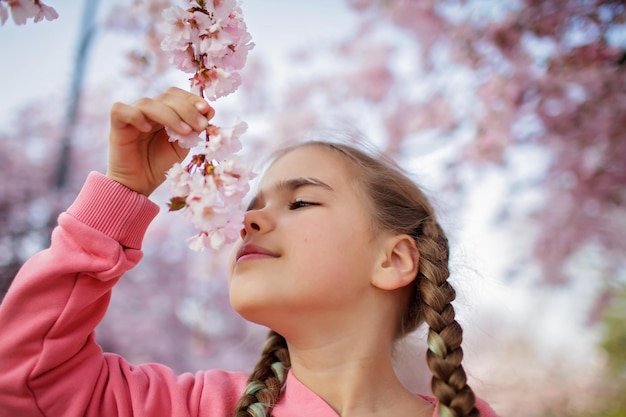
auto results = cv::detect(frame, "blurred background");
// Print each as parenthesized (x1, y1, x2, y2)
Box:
(1, 1, 625, 415)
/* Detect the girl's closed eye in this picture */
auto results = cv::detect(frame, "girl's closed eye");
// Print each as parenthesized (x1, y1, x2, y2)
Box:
(288, 199, 319, 210)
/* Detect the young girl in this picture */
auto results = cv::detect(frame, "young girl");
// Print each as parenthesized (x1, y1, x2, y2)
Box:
(0, 87, 498, 417)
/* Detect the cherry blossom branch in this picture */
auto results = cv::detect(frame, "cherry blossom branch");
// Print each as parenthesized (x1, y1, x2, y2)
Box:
(160, 0, 255, 251)
(0, 0, 57, 25)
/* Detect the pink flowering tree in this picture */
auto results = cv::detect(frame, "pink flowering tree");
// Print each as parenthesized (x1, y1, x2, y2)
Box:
(0, 103, 63, 297)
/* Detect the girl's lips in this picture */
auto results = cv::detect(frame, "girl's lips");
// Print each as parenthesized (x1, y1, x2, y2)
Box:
(236, 244, 279, 262)
(237, 253, 277, 262)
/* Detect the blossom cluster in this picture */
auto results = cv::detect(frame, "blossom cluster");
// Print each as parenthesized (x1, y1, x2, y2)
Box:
(0, 0, 57, 25)
(160, 0, 255, 251)
(165, 120, 254, 251)
(160, 0, 254, 101)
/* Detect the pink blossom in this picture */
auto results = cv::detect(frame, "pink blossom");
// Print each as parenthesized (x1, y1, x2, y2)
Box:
(199, 120, 246, 160)
(33, 1, 57, 23)
(185, 174, 220, 221)
(186, 207, 245, 251)
(166, 163, 192, 197)
(178, 166, 251, 251)
(188, 11, 215, 46)
(207, 0, 243, 36)
(6, 0, 39, 25)
(212, 0, 239, 22)
(205, 70, 242, 101)
(185, 232, 212, 252)
(199, 27, 234, 57)
(187, 203, 224, 241)
(160, 6, 193, 49)
(165, 126, 202, 149)
(213, 157, 255, 202)
(214, 210, 246, 247)
(190, 68, 242, 101)
(1, 0, 58, 25)
(217, 31, 254, 70)
(185, 207, 243, 251)
(186, 171, 217, 203)
(168, 46, 198, 73)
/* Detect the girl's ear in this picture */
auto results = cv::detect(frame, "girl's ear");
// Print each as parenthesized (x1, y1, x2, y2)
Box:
(371, 235, 419, 291)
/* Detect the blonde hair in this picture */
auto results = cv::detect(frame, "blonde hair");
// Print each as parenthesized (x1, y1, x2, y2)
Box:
(233, 140, 479, 417)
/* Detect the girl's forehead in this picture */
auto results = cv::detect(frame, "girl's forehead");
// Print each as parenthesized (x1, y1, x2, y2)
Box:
(246, 145, 371, 212)
(261, 146, 353, 185)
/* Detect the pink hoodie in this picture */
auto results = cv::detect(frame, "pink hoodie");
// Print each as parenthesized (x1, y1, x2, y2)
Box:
(0, 172, 498, 417)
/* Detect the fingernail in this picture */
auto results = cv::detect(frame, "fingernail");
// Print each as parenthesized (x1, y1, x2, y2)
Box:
(197, 116, 208, 128)
(180, 121, 192, 132)
(195, 101, 208, 111)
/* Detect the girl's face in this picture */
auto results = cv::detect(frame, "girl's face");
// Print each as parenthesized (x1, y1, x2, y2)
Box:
(228, 146, 386, 331)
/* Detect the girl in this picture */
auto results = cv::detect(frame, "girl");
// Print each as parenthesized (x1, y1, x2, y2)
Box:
(0, 87, 498, 417)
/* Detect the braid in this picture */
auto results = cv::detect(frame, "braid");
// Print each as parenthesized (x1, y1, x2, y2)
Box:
(416, 219, 479, 417)
(233, 330, 291, 417)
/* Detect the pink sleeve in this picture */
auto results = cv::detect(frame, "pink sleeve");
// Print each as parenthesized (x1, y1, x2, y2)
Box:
(0, 173, 244, 417)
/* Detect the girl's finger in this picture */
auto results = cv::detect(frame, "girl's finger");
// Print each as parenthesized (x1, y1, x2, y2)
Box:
(157, 88, 215, 131)
(160, 86, 211, 113)
(133, 97, 199, 136)
(110, 102, 153, 132)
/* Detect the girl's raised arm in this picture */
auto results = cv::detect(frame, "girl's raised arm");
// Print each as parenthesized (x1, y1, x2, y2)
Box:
(0, 89, 245, 417)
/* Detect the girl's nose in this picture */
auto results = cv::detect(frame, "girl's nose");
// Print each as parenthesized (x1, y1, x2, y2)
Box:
(240, 209, 273, 239)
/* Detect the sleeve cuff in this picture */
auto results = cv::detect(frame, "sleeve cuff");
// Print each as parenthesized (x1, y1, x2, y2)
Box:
(66, 172, 160, 249)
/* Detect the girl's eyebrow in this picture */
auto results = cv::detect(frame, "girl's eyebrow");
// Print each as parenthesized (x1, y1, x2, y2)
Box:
(277, 177, 334, 192)
(247, 177, 334, 210)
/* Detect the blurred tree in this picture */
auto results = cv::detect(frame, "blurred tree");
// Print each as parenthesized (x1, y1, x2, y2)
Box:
(2, 0, 626, 413)
(0, 0, 99, 299)
(52, 0, 99, 191)
(0, 105, 63, 298)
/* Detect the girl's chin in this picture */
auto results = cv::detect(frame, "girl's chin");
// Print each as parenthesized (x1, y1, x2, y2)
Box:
(229, 289, 271, 322)
(229, 290, 295, 331)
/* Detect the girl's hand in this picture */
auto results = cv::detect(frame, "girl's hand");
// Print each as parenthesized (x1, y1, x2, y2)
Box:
(106, 87, 215, 196)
